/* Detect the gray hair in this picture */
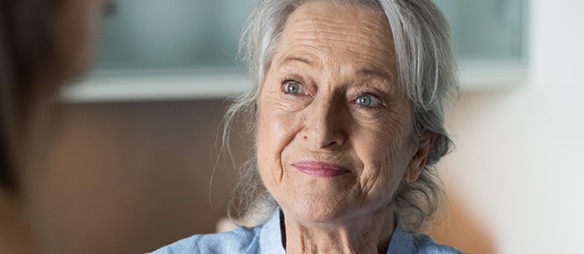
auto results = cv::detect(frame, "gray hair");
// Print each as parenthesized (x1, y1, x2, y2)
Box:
(223, 0, 458, 232)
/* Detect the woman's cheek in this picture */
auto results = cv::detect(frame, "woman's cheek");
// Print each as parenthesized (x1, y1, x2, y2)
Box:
(257, 108, 282, 159)
(271, 116, 291, 145)
(259, 107, 297, 164)
(261, 99, 297, 144)
(257, 112, 287, 190)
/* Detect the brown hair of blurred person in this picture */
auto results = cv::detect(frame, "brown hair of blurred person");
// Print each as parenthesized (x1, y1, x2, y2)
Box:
(1, 0, 111, 253)
(0, 0, 55, 194)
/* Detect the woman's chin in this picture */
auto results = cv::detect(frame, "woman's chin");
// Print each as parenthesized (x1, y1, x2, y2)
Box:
(282, 196, 351, 225)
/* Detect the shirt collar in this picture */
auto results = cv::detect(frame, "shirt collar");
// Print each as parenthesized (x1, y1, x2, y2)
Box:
(258, 209, 286, 254)
(386, 224, 416, 254)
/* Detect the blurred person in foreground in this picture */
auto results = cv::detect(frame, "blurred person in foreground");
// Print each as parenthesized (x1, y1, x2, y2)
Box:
(0, 0, 112, 253)
(153, 0, 462, 253)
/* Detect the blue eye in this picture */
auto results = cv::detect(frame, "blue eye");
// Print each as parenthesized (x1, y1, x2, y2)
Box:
(356, 94, 382, 107)
(284, 81, 301, 94)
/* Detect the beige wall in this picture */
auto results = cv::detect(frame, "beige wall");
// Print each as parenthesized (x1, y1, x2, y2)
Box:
(434, 0, 584, 253)
(32, 100, 240, 253)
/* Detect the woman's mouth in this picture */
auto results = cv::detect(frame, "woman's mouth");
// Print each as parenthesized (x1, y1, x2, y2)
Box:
(291, 161, 350, 177)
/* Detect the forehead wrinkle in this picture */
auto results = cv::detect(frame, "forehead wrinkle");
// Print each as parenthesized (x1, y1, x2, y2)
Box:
(285, 2, 391, 46)
(289, 12, 391, 49)
(284, 7, 395, 71)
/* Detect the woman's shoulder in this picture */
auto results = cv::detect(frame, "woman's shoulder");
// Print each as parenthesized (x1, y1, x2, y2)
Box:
(149, 211, 284, 254)
(389, 225, 464, 254)
(411, 233, 465, 254)
(149, 226, 261, 254)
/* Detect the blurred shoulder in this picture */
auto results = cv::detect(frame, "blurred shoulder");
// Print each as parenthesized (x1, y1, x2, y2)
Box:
(149, 226, 260, 254)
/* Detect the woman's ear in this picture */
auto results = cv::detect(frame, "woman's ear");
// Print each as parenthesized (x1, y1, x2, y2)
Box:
(405, 131, 437, 183)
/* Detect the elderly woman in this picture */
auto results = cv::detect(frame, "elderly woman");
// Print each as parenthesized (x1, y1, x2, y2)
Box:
(153, 0, 460, 253)
(0, 0, 112, 252)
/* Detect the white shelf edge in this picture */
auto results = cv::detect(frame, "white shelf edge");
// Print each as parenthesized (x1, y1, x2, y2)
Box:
(61, 70, 251, 103)
(459, 60, 527, 90)
(61, 61, 526, 103)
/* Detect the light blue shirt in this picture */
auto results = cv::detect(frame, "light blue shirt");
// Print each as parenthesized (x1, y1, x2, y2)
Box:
(151, 210, 463, 253)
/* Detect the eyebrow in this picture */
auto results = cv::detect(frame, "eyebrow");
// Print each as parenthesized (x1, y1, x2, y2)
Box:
(279, 55, 314, 66)
(357, 68, 394, 82)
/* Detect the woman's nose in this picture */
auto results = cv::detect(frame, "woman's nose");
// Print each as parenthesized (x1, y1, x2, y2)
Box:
(300, 97, 347, 149)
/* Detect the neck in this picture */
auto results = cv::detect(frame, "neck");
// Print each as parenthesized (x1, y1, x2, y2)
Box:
(283, 210, 395, 254)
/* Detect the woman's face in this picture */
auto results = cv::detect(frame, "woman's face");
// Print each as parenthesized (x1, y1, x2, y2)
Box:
(257, 2, 428, 224)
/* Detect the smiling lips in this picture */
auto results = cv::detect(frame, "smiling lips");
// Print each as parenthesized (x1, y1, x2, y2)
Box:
(292, 161, 350, 177)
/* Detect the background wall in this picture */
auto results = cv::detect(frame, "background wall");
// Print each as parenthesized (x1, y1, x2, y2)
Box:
(34, 100, 240, 253)
(434, 0, 584, 253)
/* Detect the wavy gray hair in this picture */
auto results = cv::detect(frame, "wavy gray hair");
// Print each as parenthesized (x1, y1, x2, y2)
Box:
(223, 0, 458, 232)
